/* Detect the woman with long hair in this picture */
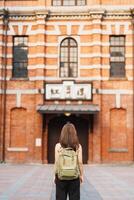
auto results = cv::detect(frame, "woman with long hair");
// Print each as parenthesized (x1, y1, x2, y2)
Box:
(54, 122, 83, 200)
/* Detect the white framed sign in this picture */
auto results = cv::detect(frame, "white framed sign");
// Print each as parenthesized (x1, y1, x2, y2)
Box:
(35, 138, 41, 147)
(45, 81, 92, 100)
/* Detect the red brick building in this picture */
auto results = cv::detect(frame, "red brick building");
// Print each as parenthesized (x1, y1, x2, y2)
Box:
(0, 0, 134, 164)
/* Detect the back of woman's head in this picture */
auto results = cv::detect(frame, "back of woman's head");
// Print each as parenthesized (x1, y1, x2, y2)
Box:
(59, 122, 79, 150)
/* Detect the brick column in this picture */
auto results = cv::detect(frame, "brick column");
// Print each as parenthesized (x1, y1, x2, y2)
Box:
(33, 11, 48, 163)
(89, 10, 105, 163)
(0, 11, 4, 161)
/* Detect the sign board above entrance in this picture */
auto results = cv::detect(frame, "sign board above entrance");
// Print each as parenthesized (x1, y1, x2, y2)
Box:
(45, 81, 92, 100)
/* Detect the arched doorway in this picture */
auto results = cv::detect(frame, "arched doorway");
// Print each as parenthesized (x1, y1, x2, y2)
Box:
(47, 114, 89, 164)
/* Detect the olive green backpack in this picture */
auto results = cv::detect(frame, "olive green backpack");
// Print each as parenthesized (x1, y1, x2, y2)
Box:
(57, 147, 80, 180)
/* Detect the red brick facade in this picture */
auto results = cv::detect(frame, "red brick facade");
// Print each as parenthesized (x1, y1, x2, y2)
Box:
(0, 0, 134, 163)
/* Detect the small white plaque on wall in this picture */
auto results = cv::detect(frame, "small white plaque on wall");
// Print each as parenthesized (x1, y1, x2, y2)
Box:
(35, 138, 41, 147)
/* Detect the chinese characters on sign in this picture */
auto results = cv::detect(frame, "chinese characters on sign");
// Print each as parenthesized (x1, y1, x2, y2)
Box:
(46, 81, 92, 100)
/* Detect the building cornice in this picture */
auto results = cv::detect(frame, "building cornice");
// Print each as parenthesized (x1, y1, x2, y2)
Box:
(0, 8, 134, 21)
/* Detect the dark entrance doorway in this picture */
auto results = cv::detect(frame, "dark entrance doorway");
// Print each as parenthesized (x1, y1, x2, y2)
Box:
(48, 114, 89, 164)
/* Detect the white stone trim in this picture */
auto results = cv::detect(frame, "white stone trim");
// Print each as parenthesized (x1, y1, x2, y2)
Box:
(28, 65, 45, 69)
(1, 5, 134, 12)
(47, 5, 134, 12)
(115, 93, 121, 108)
(67, 22, 72, 35)
(0, 76, 133, 82)
(29, 76, 45, 81)
(0, 21, 133, 36)
(79, 65, 110, 69)
(1, 64, 132, 70)
(7, 147, 28, 152)
(28, 53, 58, 58)
(80, 65, 101, 69)
(104, 21, 131, 25)
(80, 53, 110, 58)
(0, 76, 106, 82)
(125, 54, 133, 58)
(16, 92, 21, 107)
(0, 41, 59, 47)
(0, 77, 10, 81)
(80, 42, 110, 46)
(0, 65, 45, 70)
(1, 41, 133, 48)
(26, 24, 32, 35)
(18, 22, 23, 35)
(35, 20, 46, 25)
(115, 23, 120, 35)
(1, 53, 58, 59)
(8, 24, 15, 35)
(0, 88, 133, 96)
(28, 42, 58, 47)
(45, 65, 58, 69)
(99, 89, 133, 95)
(0, 89, 39, 94)
(46, 21, 132, 26)
(127, 77, 133, 81)
(125, 65, 133, 69)
(3, 53, 132, 59)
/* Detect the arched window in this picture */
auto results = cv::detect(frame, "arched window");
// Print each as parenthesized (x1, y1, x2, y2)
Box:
(60, 38, 78, 77)
(53, 0, 86, 6)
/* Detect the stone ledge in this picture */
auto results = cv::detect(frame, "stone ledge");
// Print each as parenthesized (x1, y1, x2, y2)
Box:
(109, 148, 128, 153)
(7, 147, 28, 152)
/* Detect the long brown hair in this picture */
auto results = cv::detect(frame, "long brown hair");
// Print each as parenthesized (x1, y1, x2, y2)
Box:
(59, 122, 79, 150)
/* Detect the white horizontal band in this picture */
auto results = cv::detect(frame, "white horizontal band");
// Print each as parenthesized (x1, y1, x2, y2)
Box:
(0, 88, 133, 95)
(0, 64, 133, 70)
(0, 41, 133, 48)
(1, 53, 132, 59)
(7, 147, 28, 152)
(0, 76, 133, 82)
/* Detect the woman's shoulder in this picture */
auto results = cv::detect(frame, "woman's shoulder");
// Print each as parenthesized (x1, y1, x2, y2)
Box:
(77, 144, 82, 151)
(55, 143, 61, 149)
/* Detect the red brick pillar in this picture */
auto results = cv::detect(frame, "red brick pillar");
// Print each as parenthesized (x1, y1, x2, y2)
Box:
(89, 11, 105, 163)
(33, 12, 48, 163)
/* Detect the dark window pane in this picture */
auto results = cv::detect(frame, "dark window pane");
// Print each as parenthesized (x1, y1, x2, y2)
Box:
(13, 36, 28, 78)
(110, 36, 125, 77)
(13, 63, 28, 78)
(60, 62, 68, 77)
(110, 62, 125, 77)
(69, 63, 77, 77)
(14, 47, 28, 62)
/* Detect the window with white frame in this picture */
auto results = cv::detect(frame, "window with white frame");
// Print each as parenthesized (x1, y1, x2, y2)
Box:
(12, 36, 28, 78)
(60, 38, 78, 78)
(110, 36, 125, 77)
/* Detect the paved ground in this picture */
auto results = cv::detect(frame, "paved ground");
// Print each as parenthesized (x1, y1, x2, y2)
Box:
(0, 164, 134, 200)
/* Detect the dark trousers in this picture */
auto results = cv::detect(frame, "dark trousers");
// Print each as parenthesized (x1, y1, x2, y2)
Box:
(56, 177, 80, 200)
